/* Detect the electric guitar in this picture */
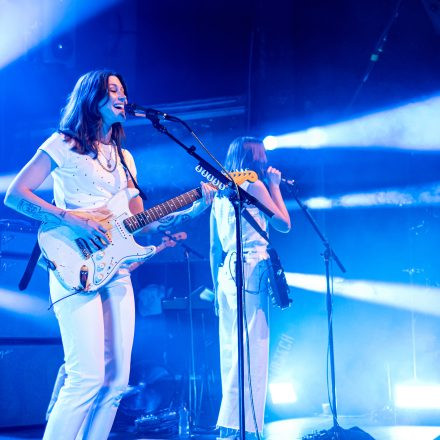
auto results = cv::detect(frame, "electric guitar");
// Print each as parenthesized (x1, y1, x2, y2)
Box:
(155, 231, 187, 253)
(38, 171, 257, 293)
(126, 231, 187, 272)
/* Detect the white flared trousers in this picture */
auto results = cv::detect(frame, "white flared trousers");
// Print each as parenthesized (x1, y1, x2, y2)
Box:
(217, 251, 269, 433)
(43, 272, 135, 440)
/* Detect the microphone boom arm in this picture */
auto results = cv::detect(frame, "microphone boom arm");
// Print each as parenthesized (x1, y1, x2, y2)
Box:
(126, 105, 275, 218)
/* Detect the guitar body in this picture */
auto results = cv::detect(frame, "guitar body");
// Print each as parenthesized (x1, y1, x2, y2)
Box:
(37, 171, 258, 293)
(38, 188, 156, 293)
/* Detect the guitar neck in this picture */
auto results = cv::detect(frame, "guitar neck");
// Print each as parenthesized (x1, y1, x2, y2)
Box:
(123, 187, 202, 234)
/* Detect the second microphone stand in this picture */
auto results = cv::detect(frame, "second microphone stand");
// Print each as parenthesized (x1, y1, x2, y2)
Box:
(161, 231, 204, 438)
(284, 185, 373, 440)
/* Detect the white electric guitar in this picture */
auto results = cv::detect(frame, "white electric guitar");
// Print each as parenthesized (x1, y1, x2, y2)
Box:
(38, 171, 257, 293)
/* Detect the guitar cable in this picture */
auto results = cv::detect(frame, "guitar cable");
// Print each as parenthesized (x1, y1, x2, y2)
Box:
(48, 291, 80, 310)
(326, 258, 337, 421)
(39, 263, 81, 311)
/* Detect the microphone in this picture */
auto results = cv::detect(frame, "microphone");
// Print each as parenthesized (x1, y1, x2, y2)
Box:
(124, 103, 169, 120)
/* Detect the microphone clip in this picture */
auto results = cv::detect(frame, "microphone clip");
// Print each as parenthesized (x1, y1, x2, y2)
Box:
(125, 103, 165, 120)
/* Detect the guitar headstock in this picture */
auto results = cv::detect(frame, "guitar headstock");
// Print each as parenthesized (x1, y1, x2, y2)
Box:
(161, 231, 187, 248)
(226, 170, 258, 185)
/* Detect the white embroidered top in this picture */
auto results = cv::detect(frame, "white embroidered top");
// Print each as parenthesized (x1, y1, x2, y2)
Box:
(38, 132, 137, 210)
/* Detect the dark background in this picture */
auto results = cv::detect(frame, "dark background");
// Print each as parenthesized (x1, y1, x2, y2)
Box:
(1, 0, 440, 427)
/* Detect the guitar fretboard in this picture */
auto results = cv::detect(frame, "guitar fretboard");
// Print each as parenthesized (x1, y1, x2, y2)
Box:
(123, 188, 202, 234)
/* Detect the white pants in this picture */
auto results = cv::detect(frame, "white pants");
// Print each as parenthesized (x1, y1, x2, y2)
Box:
(217, 250, 269, 433)
(43, 271, 135, 440)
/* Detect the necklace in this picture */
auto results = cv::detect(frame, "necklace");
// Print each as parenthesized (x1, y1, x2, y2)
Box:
(97, 142, 118, 172)
(102, 144, 113, 168)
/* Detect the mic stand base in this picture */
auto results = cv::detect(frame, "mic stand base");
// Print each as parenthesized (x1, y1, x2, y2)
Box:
(302, 425, 375, 440)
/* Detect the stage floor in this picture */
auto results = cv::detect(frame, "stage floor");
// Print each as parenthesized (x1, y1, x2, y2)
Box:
(1, 416, 440, 440)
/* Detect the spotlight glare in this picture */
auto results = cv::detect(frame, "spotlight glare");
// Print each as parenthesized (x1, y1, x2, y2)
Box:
(305, 127, 327, 147)
(267, 94, 440, 150)
(0, 288, 50, 316)
(283, 182, 440, 211)
(395, 384, 440, 409)
(263, 135, 278, 150)
(0, 172, 53, 194)
(269, 382, 298, 404)
(305, 197, 333, 210)
(0, 0, 122, 69)
(284, 273, 440, 316)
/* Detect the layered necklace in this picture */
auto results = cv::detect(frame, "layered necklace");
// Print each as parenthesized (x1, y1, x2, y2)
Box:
(97, 141, 118, 172)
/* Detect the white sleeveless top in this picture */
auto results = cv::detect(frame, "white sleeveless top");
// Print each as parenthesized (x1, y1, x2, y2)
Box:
(212, 181, 269, 254)
(38, 132, 137, 210)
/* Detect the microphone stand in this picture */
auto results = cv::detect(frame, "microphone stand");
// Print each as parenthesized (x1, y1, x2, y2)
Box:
(283, 183, 372, 440)
(160, 231, 204, 434)
(128, 107, 274, 440)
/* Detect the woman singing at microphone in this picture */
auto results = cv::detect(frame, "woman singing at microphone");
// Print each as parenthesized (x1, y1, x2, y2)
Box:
(4, 69, 215, 440)
(210, 136, 291, 439)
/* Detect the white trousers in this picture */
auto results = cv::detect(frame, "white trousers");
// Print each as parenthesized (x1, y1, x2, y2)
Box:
(43, 271, 135, 440)
(217, 250, 269, 433)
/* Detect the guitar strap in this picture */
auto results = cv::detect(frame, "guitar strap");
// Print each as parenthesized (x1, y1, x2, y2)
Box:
(18, 237, 41, 291)
(241, 208, 271, 245)
(19, 201, 57, 291)
(117, 147, 148, 200)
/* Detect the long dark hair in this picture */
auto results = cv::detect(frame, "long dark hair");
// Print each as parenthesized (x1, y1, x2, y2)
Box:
(224, 136, 268, 179)
(58, 69, 128, 156)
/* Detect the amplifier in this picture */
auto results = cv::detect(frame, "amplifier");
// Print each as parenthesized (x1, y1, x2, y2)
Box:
(0, 219, 38, 259)
(0, 220, 56, 339)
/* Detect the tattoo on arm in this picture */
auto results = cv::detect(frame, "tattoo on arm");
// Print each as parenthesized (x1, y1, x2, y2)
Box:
(18, 200, 62, 224)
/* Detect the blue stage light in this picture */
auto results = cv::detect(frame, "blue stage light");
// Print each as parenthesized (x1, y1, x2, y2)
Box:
(0, 0, 121, 69)
(0, 173, 53, 194)
(283, 182, 440, 210)
(269, 382, 298, 405)
(266, 95, 440, 151)
(395, 383, 440, 409)
(284, 272, 440, 316)
(0, 288, 50, 315)
(263, 135, 278, 150)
